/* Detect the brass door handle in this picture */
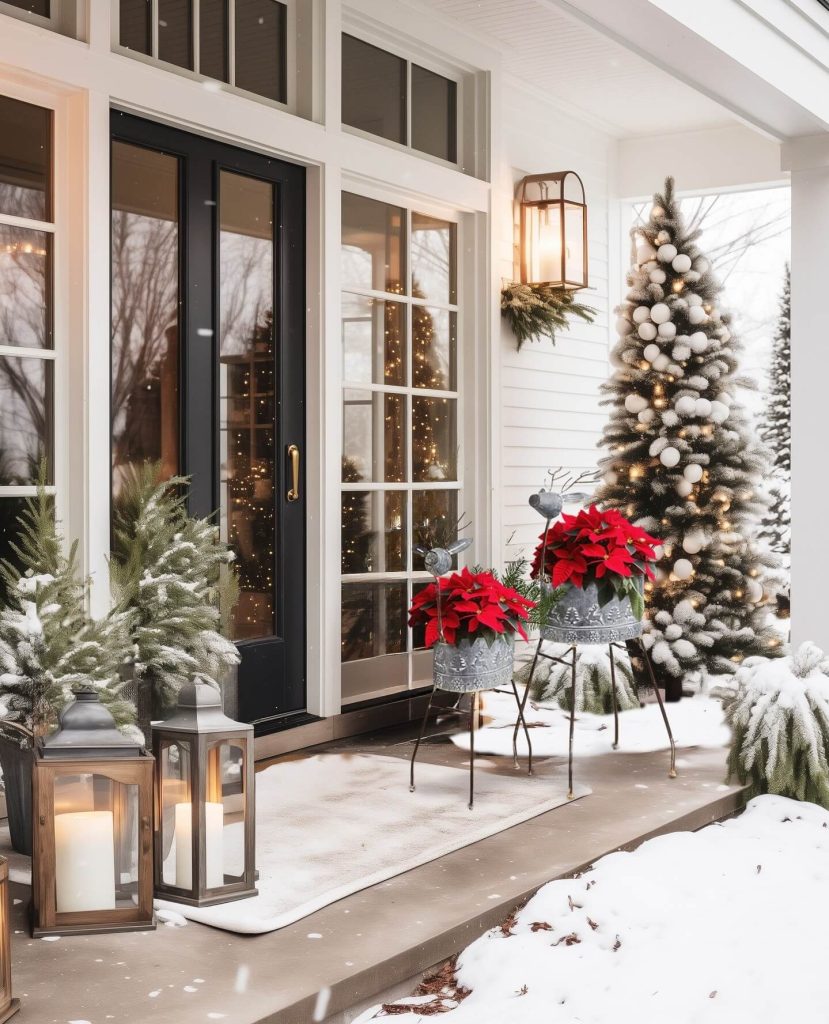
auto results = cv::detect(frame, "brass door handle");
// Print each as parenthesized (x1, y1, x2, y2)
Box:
(287, 444, 300, 502)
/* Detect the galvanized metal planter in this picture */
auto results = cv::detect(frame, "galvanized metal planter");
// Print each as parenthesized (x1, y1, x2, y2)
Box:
(541, 578, 643, 646)
(433, 634, 515, 693)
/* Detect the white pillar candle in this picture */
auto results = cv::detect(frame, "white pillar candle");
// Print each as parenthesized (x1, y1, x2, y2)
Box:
(174, 802, 224, 890)
(54, 811, 116, 913)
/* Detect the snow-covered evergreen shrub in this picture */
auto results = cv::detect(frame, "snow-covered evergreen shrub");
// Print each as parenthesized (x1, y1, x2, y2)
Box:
(0, 486, 134, 744)
(725, 642, 829, 807)
(519, 644, 639, 714)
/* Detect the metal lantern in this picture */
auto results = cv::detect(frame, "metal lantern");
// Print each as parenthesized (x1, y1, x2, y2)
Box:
(31, 689, 155, 937)
(152, 678, 256, 907)
(517, 171, 588, 290)
(0, 859, 19, 1021)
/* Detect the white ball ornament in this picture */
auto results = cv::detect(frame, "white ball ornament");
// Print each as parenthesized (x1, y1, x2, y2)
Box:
(695, 398, 712, 418)
(656, 230, 670, 244)
(616, 316, 632, 335)
(604, 470, 618, 486)
(685, 270, 701, 283)
(676, 478, 693, 498)
(652, 353, 670, 371)
(649, 269, 666, 285)
(672, 343, 691, 361)
(638, 322, 657, 341)
(686, 293, 703, 307)
(682, 531, 705, 555)
(632, 305, 651, 324)
(659, 446, 680, 468)
(673, 558, 694, 580)
(637, 243, 657, 265)
(657, 243, 678, 263)
(672, 253, 692, 274)
(638, 408, 655, 424)
(689, 332, 708, 354)
(625, 394, 648, 415)
(709, 401, 728, 424)
(695, 258, 709, 273)
(650, 303, 670, 324)
(688, 306, 708, 325)
(657, 322, 677, 340)
(683, 463, 703, 483)
(747, 578, 763, 603)
(643, 343, 661, 362)
(674, 396, 696, 417)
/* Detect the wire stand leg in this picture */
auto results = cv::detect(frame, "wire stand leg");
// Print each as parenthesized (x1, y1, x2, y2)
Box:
(510, 677, 533, 775)
(469, 692, 476, 810)
(567, 644, 577, 800)
(609, 643, 619, 750)
(410, 686, 437, 792)
(637, 637, 677, 778)
(514, 636, 543, 769)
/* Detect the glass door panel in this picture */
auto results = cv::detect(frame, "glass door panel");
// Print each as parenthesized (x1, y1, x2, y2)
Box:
(219, 170, 276, 641)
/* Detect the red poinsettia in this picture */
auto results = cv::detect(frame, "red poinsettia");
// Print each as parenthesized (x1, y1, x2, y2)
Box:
(408, 567, 536, 648)
(531, 505, 659, 619)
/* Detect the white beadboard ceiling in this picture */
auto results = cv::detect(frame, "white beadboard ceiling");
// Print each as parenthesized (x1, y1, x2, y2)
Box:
(414, 0, 735, 137)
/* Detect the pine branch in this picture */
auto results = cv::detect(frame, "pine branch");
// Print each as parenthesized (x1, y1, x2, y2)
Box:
(500, 282, 597, 350)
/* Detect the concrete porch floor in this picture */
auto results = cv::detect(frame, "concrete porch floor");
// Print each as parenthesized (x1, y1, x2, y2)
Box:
(6, 715, 744, 1024)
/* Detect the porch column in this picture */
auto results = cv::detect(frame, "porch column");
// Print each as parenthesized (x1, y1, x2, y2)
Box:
(784, 135, 829, 650)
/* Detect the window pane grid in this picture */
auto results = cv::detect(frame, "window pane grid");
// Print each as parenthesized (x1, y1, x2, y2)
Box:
(341, 194, 461, 675)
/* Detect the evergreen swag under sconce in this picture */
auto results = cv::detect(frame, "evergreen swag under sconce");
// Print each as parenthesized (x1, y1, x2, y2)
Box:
(501, 282, 597, 351)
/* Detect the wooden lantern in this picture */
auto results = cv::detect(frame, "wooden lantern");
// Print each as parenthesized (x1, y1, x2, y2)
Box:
(517, 171, 588, 290)
(152, 678, 256, 907)
(31, 689, 155, 937)
(0, 859, 19, 1021)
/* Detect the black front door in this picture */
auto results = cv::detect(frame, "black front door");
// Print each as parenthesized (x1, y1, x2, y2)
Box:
(111, 112, 306, 731)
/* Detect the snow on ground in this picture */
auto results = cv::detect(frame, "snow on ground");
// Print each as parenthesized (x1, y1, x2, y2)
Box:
(451, 691, 730, 757)
(357, 794, 829, 1023)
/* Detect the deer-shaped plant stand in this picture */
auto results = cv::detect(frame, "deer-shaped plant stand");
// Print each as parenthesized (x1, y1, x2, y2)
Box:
(518, 470, 677, 799)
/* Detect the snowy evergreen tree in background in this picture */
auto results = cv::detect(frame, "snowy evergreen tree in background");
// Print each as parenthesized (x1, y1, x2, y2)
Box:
(0, 485, 134, 743)
(111, 463, 239, 716)
(595, 177, 782, 698)
(758, 266, 791, 558)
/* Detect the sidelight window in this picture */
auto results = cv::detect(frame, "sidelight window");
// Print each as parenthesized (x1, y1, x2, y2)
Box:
(340, 192, 460, 703)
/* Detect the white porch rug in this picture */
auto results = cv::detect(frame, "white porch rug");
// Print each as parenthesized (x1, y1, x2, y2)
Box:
(154, 752, 587, 934)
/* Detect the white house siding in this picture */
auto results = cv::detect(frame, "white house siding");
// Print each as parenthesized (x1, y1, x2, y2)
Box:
(495, 80, 617, 570)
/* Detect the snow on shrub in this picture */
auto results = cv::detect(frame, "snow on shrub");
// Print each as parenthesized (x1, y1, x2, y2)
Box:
(725, 641, 829, 807)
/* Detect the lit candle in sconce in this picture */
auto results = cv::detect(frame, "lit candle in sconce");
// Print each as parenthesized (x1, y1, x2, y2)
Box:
(174, 802, 224, 890)
(54, 811, 116, 913)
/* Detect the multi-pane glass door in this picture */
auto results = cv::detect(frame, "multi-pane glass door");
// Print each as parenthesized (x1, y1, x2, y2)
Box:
(340, 192, 461, 704)
(111, 113, 306, 731)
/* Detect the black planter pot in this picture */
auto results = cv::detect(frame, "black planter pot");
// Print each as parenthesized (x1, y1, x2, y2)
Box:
(0, 735, 33, 855)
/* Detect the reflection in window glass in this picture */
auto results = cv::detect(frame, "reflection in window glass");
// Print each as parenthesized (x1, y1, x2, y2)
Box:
(411, 65, 457, 163)
(235, 0, 287, 103)
(0, 225, 51, 349)
(158, 0, 193, 69)
(341, 193, 405, 295)
(200, 0, 229, 82)
(412, 396, 455, 482)
(119, 0, 152, 53)
(0, 496, 31, 605)
(341, 295, 405, 387)
(412, 213, 456, 305)
(0, 94, 51, 221)
(3, 0, 50, 12)
(341, 491, 405, 574)
(342, 390, 405, 483)
(412, 490, 458, 572)
(412, 306, 455, 392)
(111, 142, 180, 498)
(0, 356, 53, 486)
(341, 35, 406, 145)
(219, 170, 276, 641)
(341, 581, 406, 662)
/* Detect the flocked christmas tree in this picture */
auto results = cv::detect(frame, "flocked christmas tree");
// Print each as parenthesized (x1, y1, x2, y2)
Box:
(110, 463, 240, 717)
(758, 265, 791, 558)
(0, 483, 135, 743)
(595, 177, 782, 697)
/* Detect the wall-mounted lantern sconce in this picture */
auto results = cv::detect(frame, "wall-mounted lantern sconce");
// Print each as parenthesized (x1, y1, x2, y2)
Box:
(517, 171, 588, 291)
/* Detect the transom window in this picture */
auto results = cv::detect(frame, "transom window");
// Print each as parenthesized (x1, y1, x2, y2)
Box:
(340, 191, 460, 704)
(117, 0, 289, 105)
(342, 34, 458, 164)
(0, 93, 55, 597)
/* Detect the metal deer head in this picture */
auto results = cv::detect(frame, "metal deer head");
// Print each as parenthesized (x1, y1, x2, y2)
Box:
(414, 537, 473, 579)
(528, 468, 600, 522)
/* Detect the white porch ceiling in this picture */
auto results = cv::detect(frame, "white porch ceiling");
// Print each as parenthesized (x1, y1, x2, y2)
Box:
(415, 0, 735, 137)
